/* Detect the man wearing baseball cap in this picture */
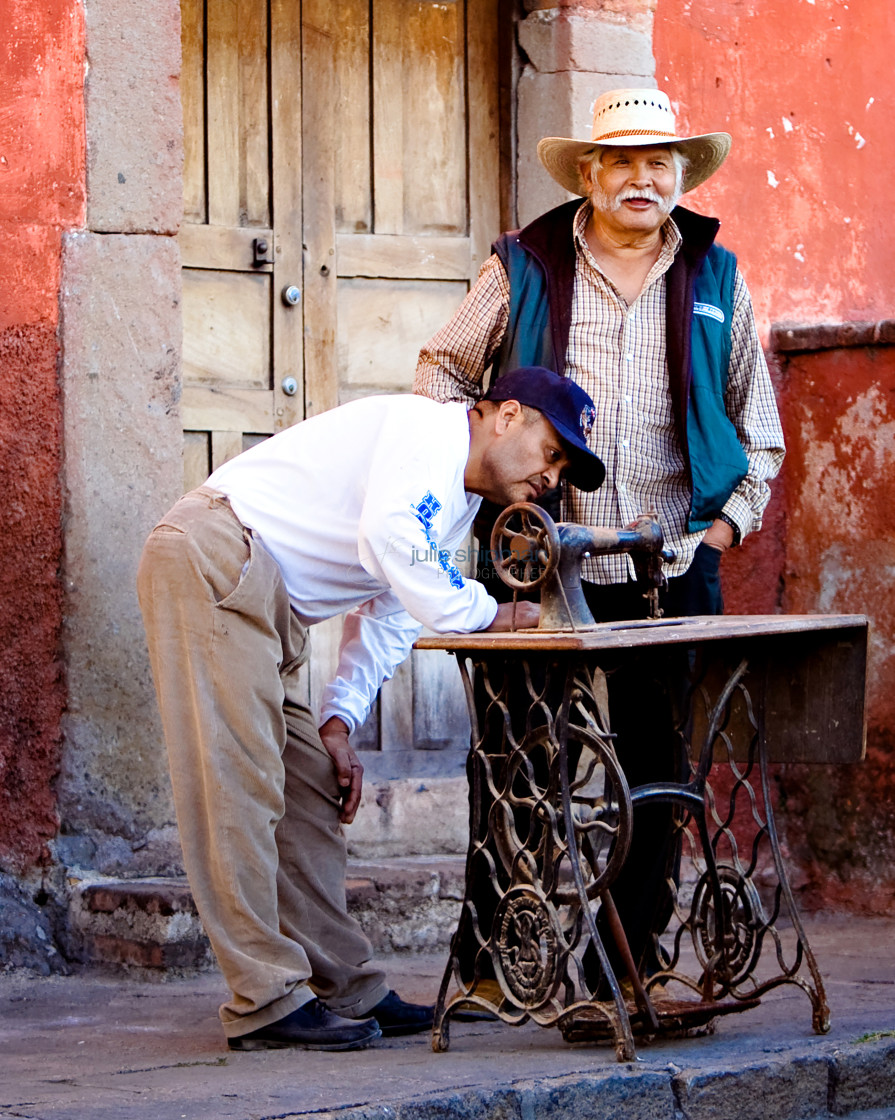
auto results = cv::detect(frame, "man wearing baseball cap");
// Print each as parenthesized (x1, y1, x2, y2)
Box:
(414, 89, 785, 986)
(137, 368, 601, 1053)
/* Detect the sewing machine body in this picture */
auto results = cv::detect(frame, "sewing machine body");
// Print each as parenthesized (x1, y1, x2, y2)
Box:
(491, 503, 674, 629)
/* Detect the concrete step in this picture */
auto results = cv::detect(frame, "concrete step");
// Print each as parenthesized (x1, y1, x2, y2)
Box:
(64, 855, 467, 969)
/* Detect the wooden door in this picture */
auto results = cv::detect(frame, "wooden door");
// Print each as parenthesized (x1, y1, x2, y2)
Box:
(179, 0, 501, 776)
(179, 0, 303, 489)
(300, 0, 500, 776)
(301, 0, 499, 412)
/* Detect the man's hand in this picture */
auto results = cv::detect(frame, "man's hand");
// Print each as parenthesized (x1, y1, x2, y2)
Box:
(318, 716, 364, 824)
(484, 601, 540, 631)
(701, 518, 735, 553)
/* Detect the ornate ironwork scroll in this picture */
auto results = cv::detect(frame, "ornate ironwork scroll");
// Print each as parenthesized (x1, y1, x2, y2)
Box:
(432, 646, 831, 1058)
(626, 653, 831, 1035)
(432, 651, 640, 1060)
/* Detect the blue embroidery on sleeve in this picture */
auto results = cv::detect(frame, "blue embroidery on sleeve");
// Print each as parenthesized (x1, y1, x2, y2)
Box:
(411, 491, 465, 590)
(412, 492, 442, 529)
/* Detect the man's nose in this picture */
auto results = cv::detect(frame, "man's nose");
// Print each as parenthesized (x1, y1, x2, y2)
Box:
(544, 463, 562, 489)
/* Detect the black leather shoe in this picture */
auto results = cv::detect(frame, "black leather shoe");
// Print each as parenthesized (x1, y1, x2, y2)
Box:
(228, 999, 381, 1051)
(361, 989, 434, 1037)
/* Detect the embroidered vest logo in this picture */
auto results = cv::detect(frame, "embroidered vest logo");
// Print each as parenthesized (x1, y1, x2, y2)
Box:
(693, 302, 725, 324)
(410, 491, 465, 590)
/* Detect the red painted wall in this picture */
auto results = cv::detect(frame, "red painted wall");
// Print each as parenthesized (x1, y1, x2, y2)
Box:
(654, 0, 893, 336)
(655, 0, 895, 912)
(0, 0, 86, 873)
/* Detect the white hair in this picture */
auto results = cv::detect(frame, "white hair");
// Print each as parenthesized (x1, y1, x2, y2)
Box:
(670, 148, 689, 191)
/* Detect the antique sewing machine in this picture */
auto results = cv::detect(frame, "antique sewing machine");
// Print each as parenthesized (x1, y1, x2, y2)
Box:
(416, 503, 868, 1060)
(490, 502, 673, 628)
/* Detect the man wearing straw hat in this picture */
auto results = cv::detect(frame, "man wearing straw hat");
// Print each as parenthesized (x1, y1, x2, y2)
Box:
(415, 89, 785, 986)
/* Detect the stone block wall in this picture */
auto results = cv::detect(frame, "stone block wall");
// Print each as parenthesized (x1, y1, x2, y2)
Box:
(57, 233, 183, 869)
(84, 0, 183, 234)
(515, 2, 656, 226)
(55, 0, 186, 881)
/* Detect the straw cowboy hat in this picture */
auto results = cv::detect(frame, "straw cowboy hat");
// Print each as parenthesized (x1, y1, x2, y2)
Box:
(537, 89, 731, 197)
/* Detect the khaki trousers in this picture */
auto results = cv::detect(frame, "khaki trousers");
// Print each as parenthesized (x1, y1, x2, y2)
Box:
(137, 487, 387, 1037)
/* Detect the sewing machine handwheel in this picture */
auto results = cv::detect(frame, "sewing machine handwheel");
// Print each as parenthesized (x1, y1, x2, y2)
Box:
(491, 503, 560, 591)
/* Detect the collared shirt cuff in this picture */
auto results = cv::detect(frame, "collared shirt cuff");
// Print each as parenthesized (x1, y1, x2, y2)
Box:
(319, 700, 361, 737)
(721, 496, 753, 542)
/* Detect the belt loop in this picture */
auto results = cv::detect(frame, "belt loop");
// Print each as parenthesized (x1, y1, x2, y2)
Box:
(194, 484, 229, 508)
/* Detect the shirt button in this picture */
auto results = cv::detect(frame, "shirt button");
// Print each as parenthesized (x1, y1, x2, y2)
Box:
(624, 395, 632, 404)
(619, 439, 629, 448)
(625, 354, 634, 361)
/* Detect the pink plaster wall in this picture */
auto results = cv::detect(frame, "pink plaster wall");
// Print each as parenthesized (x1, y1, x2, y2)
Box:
(654, 0, 895, 913)
(654, 0, 892, 337)
(0, 0, 86, 872)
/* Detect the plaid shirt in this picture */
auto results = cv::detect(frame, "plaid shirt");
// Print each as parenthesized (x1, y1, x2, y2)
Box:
(414, 203, 785, 584)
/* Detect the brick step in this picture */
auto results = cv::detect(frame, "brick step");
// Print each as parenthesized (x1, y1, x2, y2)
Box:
(65, 855, 467, 970)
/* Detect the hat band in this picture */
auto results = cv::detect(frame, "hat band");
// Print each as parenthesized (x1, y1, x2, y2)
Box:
(593, 128, 679, 143)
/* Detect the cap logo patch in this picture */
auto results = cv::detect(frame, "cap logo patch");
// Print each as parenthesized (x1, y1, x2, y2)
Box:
(580, 404, 596, 439)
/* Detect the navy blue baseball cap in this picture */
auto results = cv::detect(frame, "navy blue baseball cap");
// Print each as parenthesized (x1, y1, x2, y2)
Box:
(484, 366, 606, 492)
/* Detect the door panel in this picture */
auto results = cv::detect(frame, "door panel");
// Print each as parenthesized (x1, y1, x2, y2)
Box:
(181, 0, 207, 224)
(338, 278, 469, 398)
(371, 0, 467, 236)
(180, 0, 302, 495)
(182, 270, 272, 388)
(179, 0, 500, 771)
(302, 0, 500, 411)
(206, 0, 271, 228)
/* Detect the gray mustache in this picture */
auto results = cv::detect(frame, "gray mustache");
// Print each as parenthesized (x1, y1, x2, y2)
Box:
(617, 188, 665, 204)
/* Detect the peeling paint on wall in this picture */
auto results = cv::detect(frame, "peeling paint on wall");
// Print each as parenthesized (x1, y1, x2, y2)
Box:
(844, 122, 866, 148)
(655, 0, 895, 914)
(0, 0, 86, 873)
(778, 344, 895, 912)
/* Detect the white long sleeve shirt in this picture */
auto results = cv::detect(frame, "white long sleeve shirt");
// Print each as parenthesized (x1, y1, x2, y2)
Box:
(207, 395, 496, 732)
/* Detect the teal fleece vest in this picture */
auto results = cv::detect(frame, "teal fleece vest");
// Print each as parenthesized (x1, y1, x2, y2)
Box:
(492, 202, 747, 531)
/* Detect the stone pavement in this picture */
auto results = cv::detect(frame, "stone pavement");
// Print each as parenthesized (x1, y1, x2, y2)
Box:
(1, 914, 894, 1120)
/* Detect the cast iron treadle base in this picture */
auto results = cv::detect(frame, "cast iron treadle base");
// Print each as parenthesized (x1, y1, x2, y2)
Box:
(419, 617, 866, 1059)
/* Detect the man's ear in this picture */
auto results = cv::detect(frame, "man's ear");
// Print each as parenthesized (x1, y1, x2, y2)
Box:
(494, 399, 523, 434)
(580, 155, 597, 193)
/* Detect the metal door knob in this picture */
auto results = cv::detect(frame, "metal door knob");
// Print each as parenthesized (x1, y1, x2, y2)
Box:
(281, 285, 301, 306)
(281, 377, 299, 396)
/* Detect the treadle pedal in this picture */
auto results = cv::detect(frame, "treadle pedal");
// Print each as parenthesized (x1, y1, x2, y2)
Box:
(558, 996, 762, 1043)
